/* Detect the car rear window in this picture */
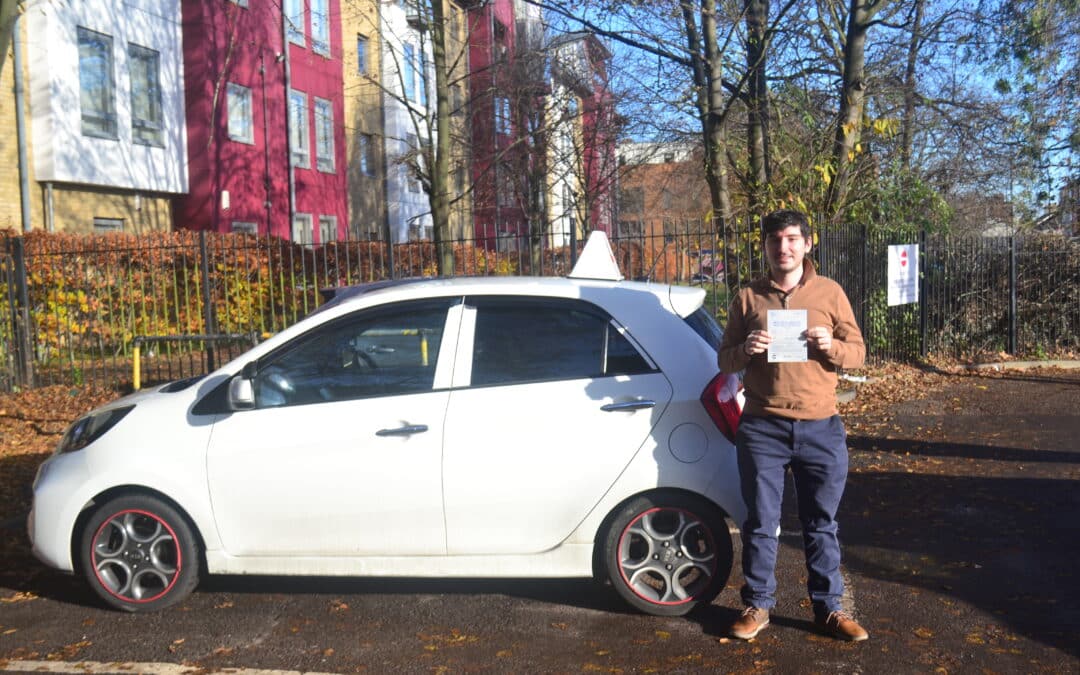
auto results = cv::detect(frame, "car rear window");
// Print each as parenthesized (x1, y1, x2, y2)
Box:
(684, 307, 723, 351)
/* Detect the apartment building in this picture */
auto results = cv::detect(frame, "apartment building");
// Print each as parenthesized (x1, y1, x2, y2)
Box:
(5, 0, 188, 234)
(173, 0, 347, 243)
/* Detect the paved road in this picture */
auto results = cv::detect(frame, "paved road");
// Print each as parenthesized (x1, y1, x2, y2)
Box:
(1, 369, 1077, 673)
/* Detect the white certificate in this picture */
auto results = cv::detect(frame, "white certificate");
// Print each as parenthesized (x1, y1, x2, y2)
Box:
(767, 309, 808, 363)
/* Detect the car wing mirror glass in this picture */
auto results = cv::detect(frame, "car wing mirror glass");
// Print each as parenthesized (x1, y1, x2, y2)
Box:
(228, 362, 258, 410)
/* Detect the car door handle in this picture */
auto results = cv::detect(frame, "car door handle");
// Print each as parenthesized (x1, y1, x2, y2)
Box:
(601, 399, 656, 412)
(376, 424, 429, 436)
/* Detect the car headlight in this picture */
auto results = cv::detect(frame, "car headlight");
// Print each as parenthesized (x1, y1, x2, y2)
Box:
(56, 405, 135, 454)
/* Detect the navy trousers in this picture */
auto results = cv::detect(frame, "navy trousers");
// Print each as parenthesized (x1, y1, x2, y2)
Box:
(736, 413, 849, 617)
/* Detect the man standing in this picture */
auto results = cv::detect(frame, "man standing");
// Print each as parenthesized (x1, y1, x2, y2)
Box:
(718, 209, 868, 642)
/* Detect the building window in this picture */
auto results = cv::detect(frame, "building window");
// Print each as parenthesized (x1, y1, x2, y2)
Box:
(231, 221, 258, 234)
(285, 0, 305, 46)
(311, 0, 330, 56)
(293, 213, 313, 244)
(314, 97, 335, 173)
(620, 187, 644, 214)
(404, 43, 417, 102)
(128, 43, 163, 146)
(406, 134, 421, 193)
(77, 27, 117, 139)
(357, 34, 368, 74)
(229, 0, 248, 6)
(227, 83, 254, 143)
(495, 97, 510, 135)
(319, 215, 338, 243)
(455, 165, 465, 195)
(93, 217, 124, 233)
(451, 84, 462, 115)
(358, 133, 375, 176)
(497, 165, 513, 207)
(419, 49, 428, 108)
(289, 89, 310, 168)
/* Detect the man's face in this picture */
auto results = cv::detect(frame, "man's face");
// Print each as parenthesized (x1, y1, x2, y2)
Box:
(764, 224, 812, 277)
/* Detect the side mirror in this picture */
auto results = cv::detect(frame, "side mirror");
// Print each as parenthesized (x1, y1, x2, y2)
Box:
(227, 362, 258, 410)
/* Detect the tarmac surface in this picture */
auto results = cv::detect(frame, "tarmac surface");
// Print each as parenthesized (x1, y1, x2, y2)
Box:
(1, 365, 1078, 673)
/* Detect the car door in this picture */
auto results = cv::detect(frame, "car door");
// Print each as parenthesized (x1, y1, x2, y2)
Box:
(441, 295, 674, 555)
(206, 297, 461, 557)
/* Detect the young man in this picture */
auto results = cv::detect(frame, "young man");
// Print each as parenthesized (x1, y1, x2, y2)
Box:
(718, 209, 868, 642)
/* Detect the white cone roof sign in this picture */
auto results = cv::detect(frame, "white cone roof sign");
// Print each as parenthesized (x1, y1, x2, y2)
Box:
(568, 231, 624, 281)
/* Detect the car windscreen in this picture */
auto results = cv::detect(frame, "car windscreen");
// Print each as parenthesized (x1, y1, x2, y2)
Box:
(683, 307, 723, 351)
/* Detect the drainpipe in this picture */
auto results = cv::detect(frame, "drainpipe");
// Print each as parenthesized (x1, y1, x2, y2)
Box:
(14, 11, 32, 232)
(259, 51, 272, 233)
(282, 10, 296, 239)
(44, 182, 54, 231)
(377, 0, 394, 274)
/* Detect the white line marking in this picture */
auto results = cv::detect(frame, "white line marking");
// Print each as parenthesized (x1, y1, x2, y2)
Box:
(0, 661, 341, 675)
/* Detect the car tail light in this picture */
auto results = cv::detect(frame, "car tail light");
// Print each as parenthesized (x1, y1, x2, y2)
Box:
(701, 373, 744, 443)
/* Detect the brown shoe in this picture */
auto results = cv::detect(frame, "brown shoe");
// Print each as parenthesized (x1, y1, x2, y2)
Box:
(817, 610, 869, 641)
(730, 606, 770, 640)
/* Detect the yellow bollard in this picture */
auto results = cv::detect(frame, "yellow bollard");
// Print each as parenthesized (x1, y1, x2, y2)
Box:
(132, 343, 142, 391)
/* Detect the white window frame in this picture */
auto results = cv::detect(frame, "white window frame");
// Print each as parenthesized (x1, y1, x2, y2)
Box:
(231, 221, 258, 234)
(404, 43, 416, 102)
(292, 213, 314, 245)
(128, 43, 163, 147)
(314, 97, 335, 173)
(495, 96, 511, 136)
(285, 0, 305, 46)
(319, 215, 338, 243)
(93, 217, 124, 233)
(356, 34, 368, 74)
(227, 83, 254, 144)
(289, 89, 310, 168)
(311, 0, 330, 56)
(358, 133, 375, 176)
(77, 26, 117, 140)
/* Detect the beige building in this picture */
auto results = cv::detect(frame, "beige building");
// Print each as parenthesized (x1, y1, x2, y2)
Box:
(342, 0, 387, 240)
(3, 2, 184, 235)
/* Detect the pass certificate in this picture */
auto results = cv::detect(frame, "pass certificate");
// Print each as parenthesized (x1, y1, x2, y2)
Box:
(767, 309, 808, 363)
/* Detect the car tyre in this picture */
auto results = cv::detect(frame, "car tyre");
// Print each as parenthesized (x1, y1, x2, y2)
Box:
(78, 494, 200, 612)
(601, 491, 732, 616)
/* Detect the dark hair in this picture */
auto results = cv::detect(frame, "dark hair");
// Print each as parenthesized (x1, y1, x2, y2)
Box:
(761, 209, 811, 239)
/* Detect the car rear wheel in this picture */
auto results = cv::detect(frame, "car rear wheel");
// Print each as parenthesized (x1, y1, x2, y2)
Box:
(78, 494, 200, 612)
(601, 492, 732, 616)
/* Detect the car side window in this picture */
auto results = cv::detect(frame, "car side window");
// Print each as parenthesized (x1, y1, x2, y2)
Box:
(254, 298, 453, 407)
(468, 296, 653, 387)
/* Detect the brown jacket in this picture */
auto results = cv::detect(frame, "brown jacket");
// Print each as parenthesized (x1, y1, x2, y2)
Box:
(718, 260, 865, 420)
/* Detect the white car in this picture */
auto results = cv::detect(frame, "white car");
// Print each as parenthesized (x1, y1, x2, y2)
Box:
(29, 234, 745, 616)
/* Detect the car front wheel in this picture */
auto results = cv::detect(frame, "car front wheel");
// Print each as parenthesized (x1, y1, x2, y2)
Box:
(78, 494, 200, 612)
(601, 492, 732, 616)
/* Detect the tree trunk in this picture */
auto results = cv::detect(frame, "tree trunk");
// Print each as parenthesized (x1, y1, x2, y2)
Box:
(825, 0, 881, 221)
(745, 0, 769, 213)
(900, 0, 925, 170)
(429, 0, 454, 275)
(683, 0, 733, 238)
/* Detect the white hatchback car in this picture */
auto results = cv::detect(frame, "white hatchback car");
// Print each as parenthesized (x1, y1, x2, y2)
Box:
(29, 235, 745, 616)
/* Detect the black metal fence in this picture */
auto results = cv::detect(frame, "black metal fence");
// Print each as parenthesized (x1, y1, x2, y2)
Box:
(2, 224, 1077, 392)
(817, 226, 1080, 362)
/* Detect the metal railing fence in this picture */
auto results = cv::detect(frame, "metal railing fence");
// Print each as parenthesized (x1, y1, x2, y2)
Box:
(2, 224, 1077, 392)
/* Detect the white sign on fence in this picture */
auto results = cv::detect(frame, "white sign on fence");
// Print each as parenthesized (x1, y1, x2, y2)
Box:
(887, 244, 919, 306)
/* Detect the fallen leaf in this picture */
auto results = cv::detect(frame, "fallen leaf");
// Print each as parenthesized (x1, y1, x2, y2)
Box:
(914, 627, 934, 638)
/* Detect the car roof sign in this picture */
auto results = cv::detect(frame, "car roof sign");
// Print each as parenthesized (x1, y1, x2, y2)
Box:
(568, 231, 624, 281)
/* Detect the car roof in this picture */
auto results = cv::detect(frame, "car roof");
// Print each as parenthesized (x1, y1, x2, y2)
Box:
(315, 275, 706, 321)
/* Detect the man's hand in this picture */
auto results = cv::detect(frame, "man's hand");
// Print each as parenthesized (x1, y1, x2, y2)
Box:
(805, 326, 833, 353)
(744, 329, 773, 356)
